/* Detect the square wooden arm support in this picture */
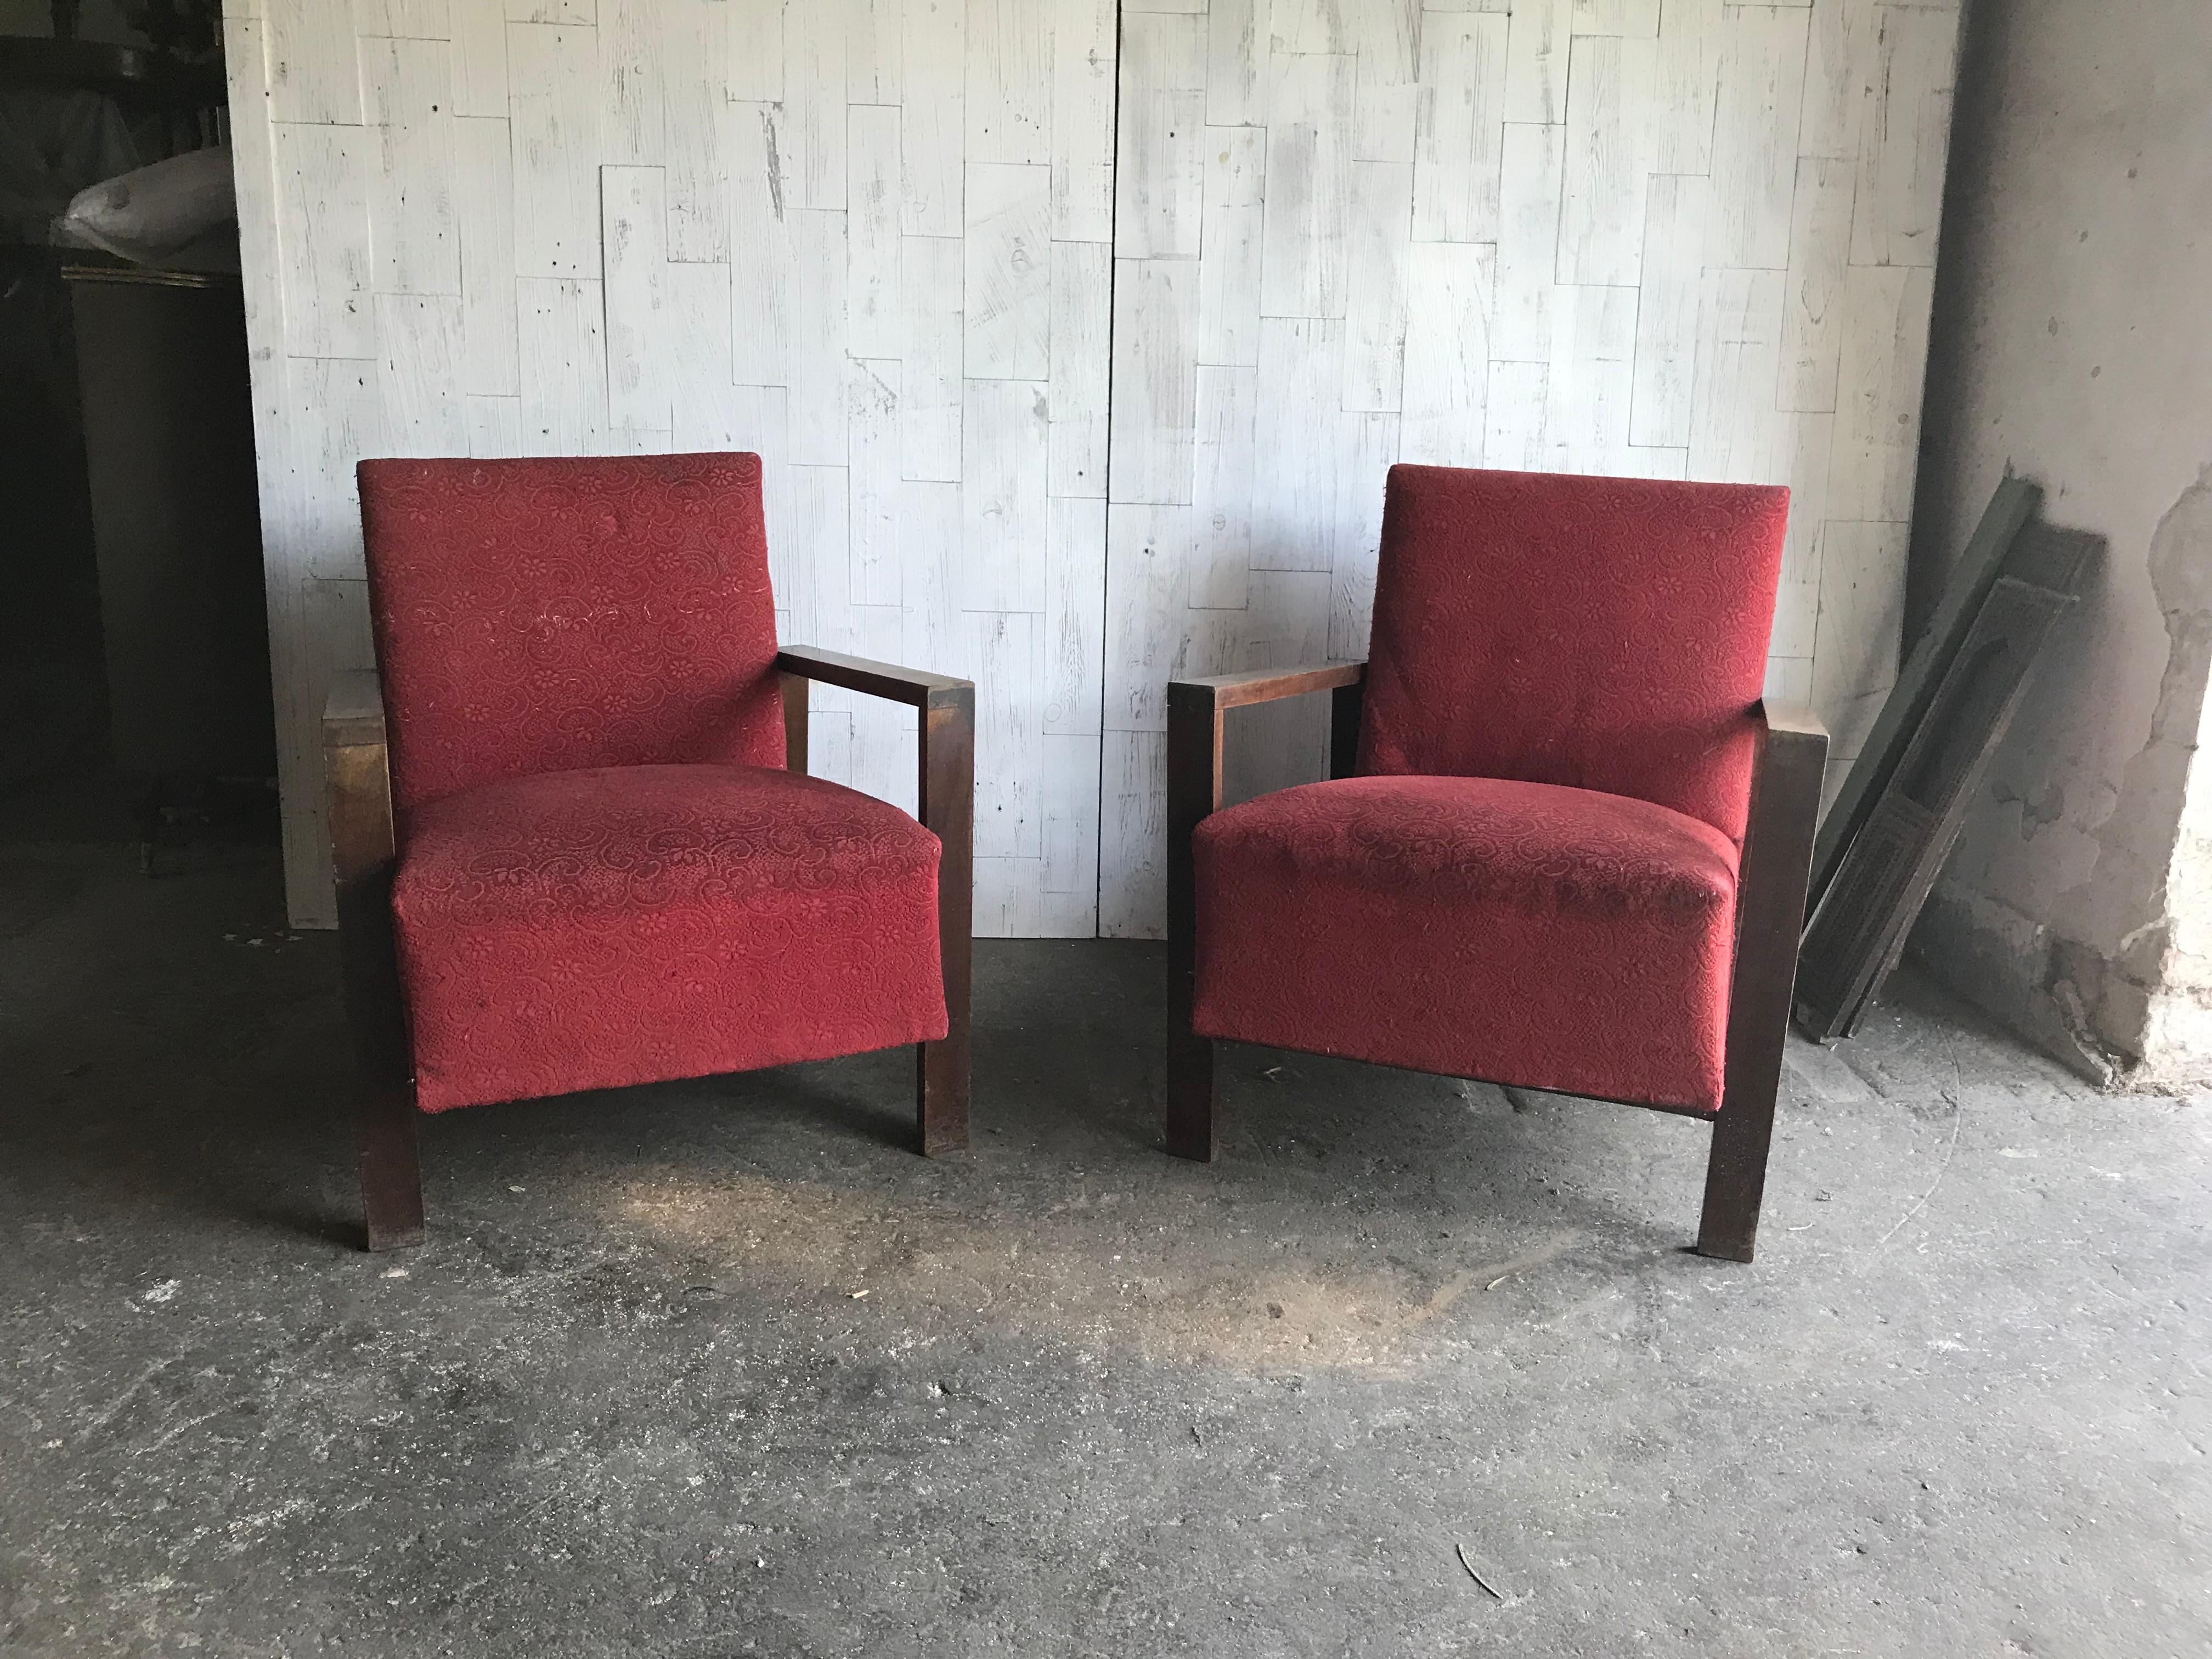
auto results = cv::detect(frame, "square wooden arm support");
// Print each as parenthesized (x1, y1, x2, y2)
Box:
(1696, 698, 1831, 1263)
(1166, 658, 1369, 815)
(776, 645, 976, 1158)
(1752, 700, 1830, 751)
(774, 645, 973, 708)
(320, 670, 424, 1252)
(1164, 661, 1368, 1163)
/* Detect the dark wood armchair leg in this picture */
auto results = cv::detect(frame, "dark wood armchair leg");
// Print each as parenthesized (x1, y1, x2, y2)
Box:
(917, 1039, 967, 1157)
(1696, 702, 1829, 1262)
(358, 1081, 425, 1253)
(1165, 681, 1227, 1161)
(774, 648, 978, 1158)
(1166, 1031, 1216, 1162)
(336, 866, 424, 1252)
(917, 684, 974, 1157)
(1697, 1084, 1777, 1265)
(327, 692, 424, 1251)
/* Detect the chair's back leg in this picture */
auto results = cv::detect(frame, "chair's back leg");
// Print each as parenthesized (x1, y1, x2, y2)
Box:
(1165, 684, 1224, 1162)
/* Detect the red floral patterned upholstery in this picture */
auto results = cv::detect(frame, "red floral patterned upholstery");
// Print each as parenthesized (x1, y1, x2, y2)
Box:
(391, 764, 946, 1113)
(1196, 466, 1790, 1109)
(1195, 776, 1741, 1111)
(1359, 466, 1789, 845)
(358, 453, 945, 1114)
(359, 454, 784, 814)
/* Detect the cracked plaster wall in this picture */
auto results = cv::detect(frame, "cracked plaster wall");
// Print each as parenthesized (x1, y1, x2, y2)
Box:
(1906, 0, 2212, 1088)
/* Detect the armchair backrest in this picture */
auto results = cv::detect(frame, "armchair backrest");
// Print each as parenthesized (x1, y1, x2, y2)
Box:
(358, 453, 783, 812)
(1358, 466, 1789, 845)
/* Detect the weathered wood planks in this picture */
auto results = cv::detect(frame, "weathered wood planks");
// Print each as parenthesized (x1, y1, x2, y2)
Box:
(232, 0, 1961, 939)
(1101, 0, 1963, 937)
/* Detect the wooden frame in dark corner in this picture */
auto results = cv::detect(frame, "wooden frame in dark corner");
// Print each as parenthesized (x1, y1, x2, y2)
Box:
(1163, 663, 1829, 1263)
(1795, 515, 2096, 1043)
(324, 647, 974, 1253)
(1808, 476, 2044, 917)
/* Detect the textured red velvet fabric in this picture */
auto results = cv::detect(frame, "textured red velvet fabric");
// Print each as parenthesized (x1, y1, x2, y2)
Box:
(1193, 776, 1741, 1111)
(391, 764, 947, 1113)
(1197, 466, 1790, 1108)
(1359, 466, 1789, 847)
(359, 454, 783, 814)
(360, 453, 944, 1113)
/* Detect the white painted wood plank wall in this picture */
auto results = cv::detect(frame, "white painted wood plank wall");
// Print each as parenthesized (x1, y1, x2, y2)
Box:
(227, 0, 1115, 935)
(1100, 0, 1964, 937)
(226, 0, 1960, 940)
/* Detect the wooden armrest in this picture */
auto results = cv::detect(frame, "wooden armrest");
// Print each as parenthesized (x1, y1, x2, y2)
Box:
(1165, 660, 1370, 1071)
(776, 645, 972, 1136)
(321, 673, 416, 1244)
(1166, 661, 1369, 831)
(775, 645, 973, 709)
(1169, 659, 1366, 712)
(774, 641, 975, 840)
(1701, 692, 1831, 1259)
(323, 671, 393, 885)
(774, 639, 972, 838)
(1755, 698, 1827, 746)
(1739, 699, 1831, 952)
(324, 670, 387, 747)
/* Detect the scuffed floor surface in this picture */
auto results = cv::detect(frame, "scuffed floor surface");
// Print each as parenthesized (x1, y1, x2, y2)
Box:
(2, 843, 2207, 1658)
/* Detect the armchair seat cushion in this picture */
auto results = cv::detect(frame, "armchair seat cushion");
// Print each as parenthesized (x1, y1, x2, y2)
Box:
(391, 764, 946, 1112)
(1192, 776, 1741, 1113)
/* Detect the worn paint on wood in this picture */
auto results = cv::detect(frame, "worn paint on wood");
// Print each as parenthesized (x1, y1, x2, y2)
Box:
(234, 0, 1116, 938)
(1103, 0, 1965, 937)
(235, 0, 1957, 939)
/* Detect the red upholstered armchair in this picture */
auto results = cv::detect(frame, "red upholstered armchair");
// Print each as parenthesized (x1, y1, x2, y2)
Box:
(326, 454, 973, 1250)
(1166, 466, 1829, 1261)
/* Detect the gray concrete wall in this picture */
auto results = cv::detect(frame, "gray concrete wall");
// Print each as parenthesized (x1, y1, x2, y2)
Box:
(1909, 0, 2212, 1087)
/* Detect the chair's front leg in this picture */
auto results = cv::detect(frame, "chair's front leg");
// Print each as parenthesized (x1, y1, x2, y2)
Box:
(338, 867, 424, 1251)
(1165, 683, 1226, 1161)
(917, 684, 974, 1156)
(1698, 704, 1829, 1262)
(325, 725, 425, 1252)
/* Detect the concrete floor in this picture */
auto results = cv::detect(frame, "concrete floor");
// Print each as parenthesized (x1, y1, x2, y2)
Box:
(2, 830, 2208, 1658)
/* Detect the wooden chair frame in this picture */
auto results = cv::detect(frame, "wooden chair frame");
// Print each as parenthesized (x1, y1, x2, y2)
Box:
(325, 646, 974, 1252)
(1164, 663, 1827, 1263)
